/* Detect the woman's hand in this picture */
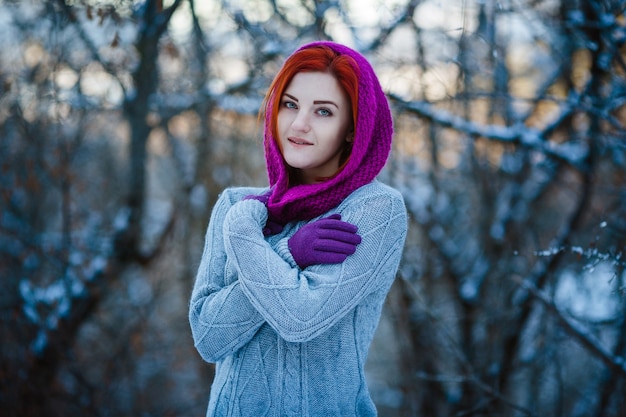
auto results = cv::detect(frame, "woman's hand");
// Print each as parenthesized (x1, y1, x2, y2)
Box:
(243, 192, 270, 205)
(243, 192, 284, 236)
(288, 214, 361, 269)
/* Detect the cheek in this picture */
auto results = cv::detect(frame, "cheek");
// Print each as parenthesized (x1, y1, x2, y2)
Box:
(277, 111, 291, 132)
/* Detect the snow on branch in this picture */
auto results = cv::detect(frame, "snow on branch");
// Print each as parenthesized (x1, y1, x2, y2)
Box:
(389, 94, 589, 170)
(535, 243, 625, 277)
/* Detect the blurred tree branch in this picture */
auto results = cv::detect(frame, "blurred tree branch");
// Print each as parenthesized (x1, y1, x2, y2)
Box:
(517, 276, 626, 376)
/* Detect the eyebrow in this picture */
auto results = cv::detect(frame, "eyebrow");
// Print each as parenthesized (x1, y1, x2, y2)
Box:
(284, 93, 339, 109)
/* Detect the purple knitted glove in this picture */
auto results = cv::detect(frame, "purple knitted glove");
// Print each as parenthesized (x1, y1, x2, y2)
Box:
(243, 192, 283, 236)
(262, 219, 284, 236)
(243, 192, 270, 205)
(288, 214, 362, 269)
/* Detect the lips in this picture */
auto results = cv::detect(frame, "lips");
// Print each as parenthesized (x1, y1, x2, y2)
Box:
(288, 137, 313, 146)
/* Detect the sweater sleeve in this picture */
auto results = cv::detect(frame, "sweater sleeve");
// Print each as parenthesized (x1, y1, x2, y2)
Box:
(189, 189, 266, 363)
(223, 184, 407, 343)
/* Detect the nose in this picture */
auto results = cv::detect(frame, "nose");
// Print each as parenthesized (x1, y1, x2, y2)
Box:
(291, 110, 311, 133)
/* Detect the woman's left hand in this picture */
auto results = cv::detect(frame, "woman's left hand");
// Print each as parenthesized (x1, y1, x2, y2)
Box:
(243, 192, 270, 205)
(243, 192, 284, 236)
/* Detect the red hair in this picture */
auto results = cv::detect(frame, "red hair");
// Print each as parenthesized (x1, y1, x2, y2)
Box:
(262, 45, 360, 183)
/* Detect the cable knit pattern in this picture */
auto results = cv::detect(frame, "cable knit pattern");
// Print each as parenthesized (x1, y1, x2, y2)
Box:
(189, 182, 407, 417)
(264, 41, 394, 223)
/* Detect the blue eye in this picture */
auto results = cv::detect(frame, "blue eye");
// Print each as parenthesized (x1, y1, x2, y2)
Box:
(284, 101, 297, 109)
(318, 108, 331, 117)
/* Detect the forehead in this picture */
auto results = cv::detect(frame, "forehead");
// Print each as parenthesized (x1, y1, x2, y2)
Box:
(285, 71, 346, 102)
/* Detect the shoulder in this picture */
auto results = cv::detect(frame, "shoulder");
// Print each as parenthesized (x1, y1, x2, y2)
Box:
(339, 181, 405, 211)
(334, 181, 407, 256)
(351, 181, 404, 200)
(335, 181, 407, 230)
(210, 186, 268, 217)
(217, 186, 269, 206)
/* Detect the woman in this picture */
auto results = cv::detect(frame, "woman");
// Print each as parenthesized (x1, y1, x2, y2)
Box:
(189, 41, 407, 416)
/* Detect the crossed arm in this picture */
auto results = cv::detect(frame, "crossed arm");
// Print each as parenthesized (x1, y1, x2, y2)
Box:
(189, 190, 266, 362)
(189, 185, 407, 361)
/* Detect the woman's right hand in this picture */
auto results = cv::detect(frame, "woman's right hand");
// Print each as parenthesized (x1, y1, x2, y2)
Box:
(288, 214, 362, 269)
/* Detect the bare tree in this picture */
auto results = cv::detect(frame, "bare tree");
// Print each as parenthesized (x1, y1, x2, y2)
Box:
(1, 1, 184, 415)
(385, 0, 626, 415)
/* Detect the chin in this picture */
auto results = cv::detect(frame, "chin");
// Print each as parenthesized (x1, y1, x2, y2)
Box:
(283, 158, 311, 170)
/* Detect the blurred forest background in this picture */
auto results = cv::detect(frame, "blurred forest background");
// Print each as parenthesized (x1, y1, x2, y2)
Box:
(1, 0, 625, 416)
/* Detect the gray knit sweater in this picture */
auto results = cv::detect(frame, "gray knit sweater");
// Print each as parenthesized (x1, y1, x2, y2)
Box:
(189, 181, 407, 417)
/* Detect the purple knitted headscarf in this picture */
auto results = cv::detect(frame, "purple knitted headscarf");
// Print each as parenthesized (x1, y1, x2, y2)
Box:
(264, 41, 393, 224)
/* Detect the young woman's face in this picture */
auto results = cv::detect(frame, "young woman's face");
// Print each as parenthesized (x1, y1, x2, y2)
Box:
(277, 71, 352, 184)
